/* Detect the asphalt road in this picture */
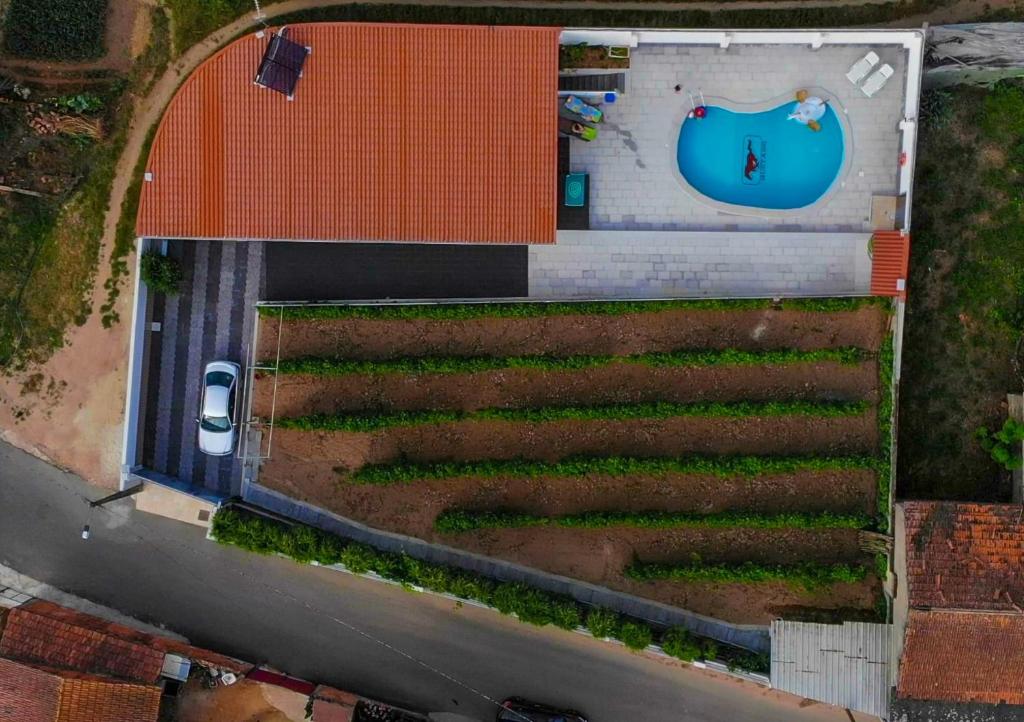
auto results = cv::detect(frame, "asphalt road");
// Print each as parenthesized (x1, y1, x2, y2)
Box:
(0, 441, 866, 722)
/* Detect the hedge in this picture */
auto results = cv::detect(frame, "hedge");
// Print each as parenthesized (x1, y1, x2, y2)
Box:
(434, 509, 872, 533)
(261, 296, 883, 322)
(876, 334, 895, 531)
(273, 2, 952, 33)
(273, 347, 868, 378)
(211, 507, 768, 671)
(349, 454, 878, 485)
(626, 560, 868, 590)
(4, 0, 108, 60)
(278, 399, 870, 433)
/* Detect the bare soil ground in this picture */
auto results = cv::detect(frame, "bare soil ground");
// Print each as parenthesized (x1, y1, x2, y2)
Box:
(265, 412, 876, 473)
(258, 306, 888, 361)
(256, 361, 877, 417)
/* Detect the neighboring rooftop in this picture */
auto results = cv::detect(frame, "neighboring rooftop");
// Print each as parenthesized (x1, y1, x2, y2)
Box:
(897, 610, 1024, 706)
(903, 501, 1024, 611)
(137, 23, 560, 244)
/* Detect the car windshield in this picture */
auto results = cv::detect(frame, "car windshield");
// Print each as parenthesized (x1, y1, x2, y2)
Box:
(201, 415, 231, 432)
(206, 370, 234, 387)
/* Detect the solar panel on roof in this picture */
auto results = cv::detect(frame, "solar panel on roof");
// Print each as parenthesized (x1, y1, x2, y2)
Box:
(254, 28, 309, 97)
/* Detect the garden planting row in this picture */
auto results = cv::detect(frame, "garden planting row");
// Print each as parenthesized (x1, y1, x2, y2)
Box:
(253, 299, 892, 624)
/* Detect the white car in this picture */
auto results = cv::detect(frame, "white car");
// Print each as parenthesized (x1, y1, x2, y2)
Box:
(197, 361, 240, 456)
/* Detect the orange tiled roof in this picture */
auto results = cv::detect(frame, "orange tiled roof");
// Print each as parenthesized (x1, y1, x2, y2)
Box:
(903, 501, 1024, 611)
(0, 604, 165, 684)
(897, 610, 1024, 705)
(870, 230, 910, 298)
(0, 658, 161, 722)
(137, 23, 560, 244)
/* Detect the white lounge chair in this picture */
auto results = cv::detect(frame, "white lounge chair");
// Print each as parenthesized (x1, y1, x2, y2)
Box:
(860, 64, 894, 98)
(846, 51, 879, 85)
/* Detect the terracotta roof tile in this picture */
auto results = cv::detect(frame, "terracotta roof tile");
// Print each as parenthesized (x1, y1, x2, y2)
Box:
(138, 23, 560, 244)
(0, 658, 161, 722)
(903, 501, 1024, 611)
(897, 610, 1024, 705)
(870, 230, 910, 298)
(0, 603, 165, 684)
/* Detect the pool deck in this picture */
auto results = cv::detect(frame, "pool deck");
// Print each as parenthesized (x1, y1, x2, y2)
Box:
(529, 230, 872, 299)
(568, 43, 908, 234)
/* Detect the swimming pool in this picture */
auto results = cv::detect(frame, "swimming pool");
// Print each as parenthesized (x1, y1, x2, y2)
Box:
(675, 97, 846, 212)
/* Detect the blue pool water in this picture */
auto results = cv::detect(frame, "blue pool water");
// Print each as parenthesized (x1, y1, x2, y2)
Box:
(676, 102, 845, 211)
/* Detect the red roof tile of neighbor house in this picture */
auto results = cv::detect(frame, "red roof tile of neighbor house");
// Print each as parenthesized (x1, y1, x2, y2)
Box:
(0, 658, 161, 722)
(0, 604, 165, 684)
(897, 610, 1024, 705)
(903, 501, 1024, 611)
(137, 23, 560, 244)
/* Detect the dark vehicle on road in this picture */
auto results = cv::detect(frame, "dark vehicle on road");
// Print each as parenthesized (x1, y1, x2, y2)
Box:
(497, 697, 589, 722)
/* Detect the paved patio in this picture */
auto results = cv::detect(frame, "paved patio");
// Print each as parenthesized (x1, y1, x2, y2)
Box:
(569, 43, 908, 233)
(529, 230, 872, 298)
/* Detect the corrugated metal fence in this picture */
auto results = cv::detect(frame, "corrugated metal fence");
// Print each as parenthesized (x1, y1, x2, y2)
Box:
(771, 620, 893, 720)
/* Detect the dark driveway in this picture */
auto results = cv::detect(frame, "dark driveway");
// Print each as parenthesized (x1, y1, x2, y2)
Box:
(264, 242, 528, 301)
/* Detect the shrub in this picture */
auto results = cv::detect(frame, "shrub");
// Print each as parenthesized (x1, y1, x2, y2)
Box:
(351, 454, 878, 485)
(661, 627, 702, 662)
(140, 251, 183, 296)
(550, 600, 582, 631)
(264, 296, 882, 322)
(975, 418, 1024, 470)
(626, 560, 868, 591)
(435, 509, 872, 533)
(4, 0, 108, 60)
(278, 400, 869, 434)
(273, 347, 868, 378)
(585, 609, 620, 639)
(617, 621, 654, 651)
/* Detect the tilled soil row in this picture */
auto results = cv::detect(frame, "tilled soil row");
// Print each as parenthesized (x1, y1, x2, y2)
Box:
(258, 468, 876, 542)
(254, 361, 878, 417)
(264, 413, 878, 474)
(258, 306, 888, 361)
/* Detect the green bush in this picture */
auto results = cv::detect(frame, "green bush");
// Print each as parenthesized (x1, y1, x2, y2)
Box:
(279, 399, 869, 434)
(617, 621, 654, 651)
(139, 252, 183, 296)
(876, 334, 895, 531)
(585, 609, 620, 639)
(435, 509, 871, 534)
(661, 627, 703, 662)
(975, 417, 1024, 470)
(264, 296, 881, 322)
(626, 560, 868, 591)
(273, 347, 868, 378)
(4, 0, 108, 60)
(350, 454, 877, 485)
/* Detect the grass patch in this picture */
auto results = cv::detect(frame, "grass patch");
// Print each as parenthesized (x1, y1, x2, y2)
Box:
(898, 81, 1024, 500)
(625, 560, 868, 590)
(349, 454, 879, 485)
(263, 297, 881, 322)
(435, 509, 872, 533)
(211, 507, 767, 672)
(3, 0, 108, 60)
(274, 347, 869, 377)
(279, 399, 869, 433)
(274, 1, 951, 33)
(165, 0, 252, 55)
(877, 333, 894, 530)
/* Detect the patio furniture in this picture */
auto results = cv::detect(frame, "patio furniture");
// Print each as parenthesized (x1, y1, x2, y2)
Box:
(860, 63, 894, 97)
(558, 116, 598, 141)
(846, 51, 879, 85)
(564, 95, 603, 123)
(564, 173, 588, 207)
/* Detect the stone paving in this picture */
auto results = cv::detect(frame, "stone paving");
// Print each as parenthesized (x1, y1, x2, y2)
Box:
(570, 43, 908, 233)
(530, 230, 872, 298)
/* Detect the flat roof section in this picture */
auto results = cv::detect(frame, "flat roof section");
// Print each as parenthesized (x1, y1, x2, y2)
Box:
(137, 23, 561, 244)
